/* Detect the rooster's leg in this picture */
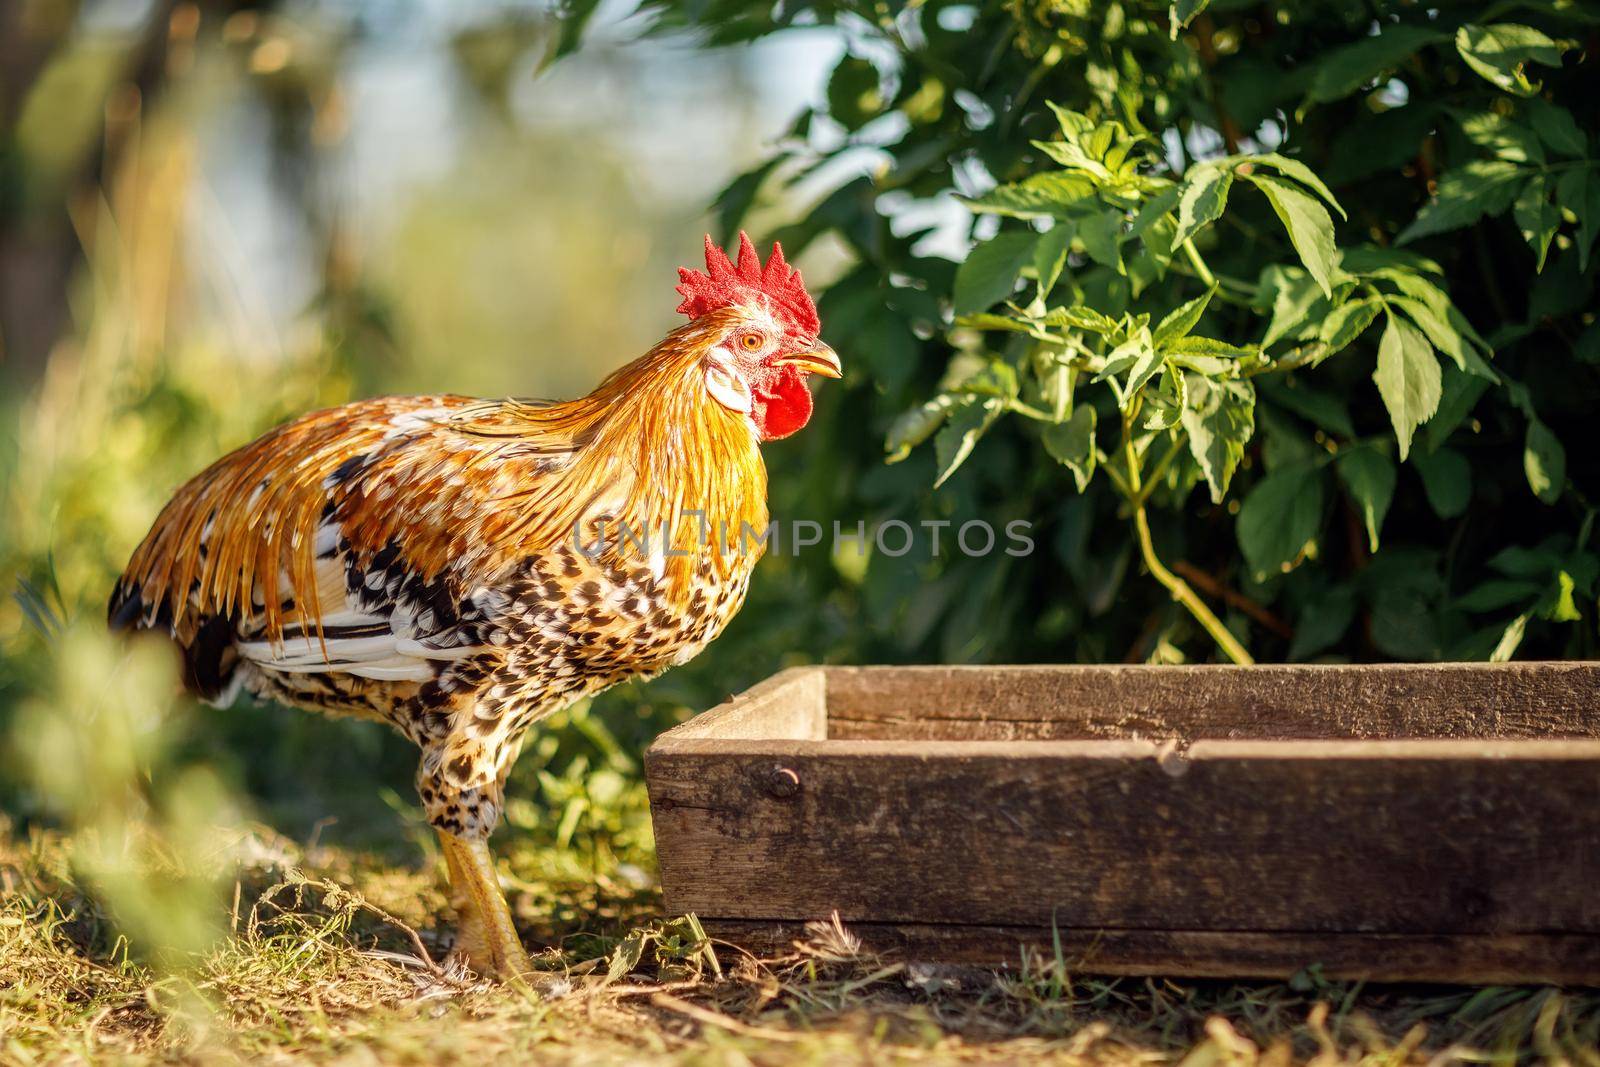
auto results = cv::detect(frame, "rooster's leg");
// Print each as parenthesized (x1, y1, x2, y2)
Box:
(438, 830, 531, 978)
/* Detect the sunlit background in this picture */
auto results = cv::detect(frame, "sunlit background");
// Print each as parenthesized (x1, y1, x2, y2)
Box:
(0, 0, 886, 979)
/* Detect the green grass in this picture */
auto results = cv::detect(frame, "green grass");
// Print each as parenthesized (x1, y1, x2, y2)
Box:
(5, 818, 1598, 1065)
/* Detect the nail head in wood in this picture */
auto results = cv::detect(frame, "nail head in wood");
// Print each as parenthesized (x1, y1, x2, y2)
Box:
(765, 766, 801, 798)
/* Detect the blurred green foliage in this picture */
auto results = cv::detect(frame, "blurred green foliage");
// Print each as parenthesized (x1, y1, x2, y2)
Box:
(0, 0, 749, 897)
(0, 1, 724, 979)
(653, 0, 1600, 667)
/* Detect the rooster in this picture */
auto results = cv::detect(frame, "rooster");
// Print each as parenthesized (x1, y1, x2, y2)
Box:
(109, 234, 839, 977)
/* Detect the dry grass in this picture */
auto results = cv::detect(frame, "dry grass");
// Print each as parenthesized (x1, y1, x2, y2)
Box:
(4, 821, 1598, 1066)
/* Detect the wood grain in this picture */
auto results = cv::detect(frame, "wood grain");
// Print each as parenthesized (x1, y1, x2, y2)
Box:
(663, 666, 824, 741)
(701, 920, 1600, 985)
(644, 662, 1600, 983)
(648, 739, 1600, 934)
(821, 663, 1600, 742)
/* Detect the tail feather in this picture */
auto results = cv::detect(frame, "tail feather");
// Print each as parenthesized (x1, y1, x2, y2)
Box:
(108, 579, 240, 703)
(107, 580, 144, 631)
(182, 613, 239, 702)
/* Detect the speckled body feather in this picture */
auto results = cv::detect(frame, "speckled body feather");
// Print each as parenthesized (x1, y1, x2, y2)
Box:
(111, 310, 771, 837)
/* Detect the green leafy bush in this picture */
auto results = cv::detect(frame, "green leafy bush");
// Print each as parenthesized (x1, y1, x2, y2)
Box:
(648, 0, 1600, 664)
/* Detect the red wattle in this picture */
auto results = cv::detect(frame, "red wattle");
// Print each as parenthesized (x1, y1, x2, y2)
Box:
(752, 368, 813, 441)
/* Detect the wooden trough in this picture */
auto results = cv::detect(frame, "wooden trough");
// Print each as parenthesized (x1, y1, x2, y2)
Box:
(643, 663, 1600, 985)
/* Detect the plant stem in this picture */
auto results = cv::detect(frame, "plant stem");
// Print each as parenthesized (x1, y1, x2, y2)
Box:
(1122, 419, 1255, 665)
(1244, 340, 1328, 378)
(1181, 239, 1218, 288)
(1007, 398, 1059, 422)
(1130, 431, 1187, 508)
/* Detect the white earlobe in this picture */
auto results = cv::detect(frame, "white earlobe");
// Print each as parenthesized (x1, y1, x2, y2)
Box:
(704, 353, 752, 414)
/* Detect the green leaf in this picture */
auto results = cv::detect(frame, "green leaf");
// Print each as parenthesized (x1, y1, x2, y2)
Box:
(1583, 170, 1600, 272)
(1153, 286, 1215, 347)
(1044, 305, 1119, 333)
(1260, 405, 1318, 472)
(1174, 164, 1233, 246)
(1097, 330, 1147, 378)
(547, 0, 604, 65)
(955, 313, 1057, 340)
(933, 397, 1004, 487)
(1098, 327, 1162, 406)
(1305, 26, 1448, 103)
(1456, 24, 1566, 97)
(1079, 209, 1125, 272)
(1577, 320, 1600, 364)
(960, 173, 1099, 219)
(1384, 295, 1471, 371)
(1490, 542, 1563, 579)
(1163, 335, 1254, 360)
(1246, 173, 1338, 297)
(1457, 579, 1541, 613)
(1369, 269, 1493, 366)
(1540, 571, 1583, 623)
(1038, 357, 1074, 419)
(1033, 223, 1076, 297)
(1336, 446, 1396, 552)
(1373, 310, 1441, 461)
(1397, 160, 1525, 244)
(1433, 367, 1491, 451)
(1122, 346, 1165, 406)
(1033, 138, 1113, 181)
(828, 56, 884, 130)
(953, 232, 1037, 315)
(1260, 378, 1355, 438)
(1371, 586, 1441, 659)
(1260, 268, 1326, 348)
(1340, 246, 1446, 277)
(1167, 356, 1236, 376)
(1317, 296, 1382, 357)
(885, 395, 958, 463)
(960, 359, 1020, 398)
(1490, 613, 1529, 662)
(1526, 99, 1587, 157)
(1458, 110, 1544, 164)
(606, 931, 648, 984)
(1289, 586, 1357, 661)
(1162, 337, 1253, 380)
(1524, 416, 1566, 504)
(1182, 375, 1256, 503)
(1169, 0, 1210, 38)
(1555, 167, 1597, 272)
(1241, 153, 1346, 218)
(711, 159, 781, 242)
(1041, 404, 1097, 492)
(1512, 174, 1559, 272)
(1413, 446, 1472, 519)
(1237, 466, 1325, 581)
(1130, 186, 1182, 243)
(1145, 364, 1187, 430)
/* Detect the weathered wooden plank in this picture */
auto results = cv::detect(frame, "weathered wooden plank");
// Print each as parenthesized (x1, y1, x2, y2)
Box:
(822, 663, 1600, 741)
(647, 739, 1600, 935)
(701, 920, 1600, 985)
(647, 663, 1600, 981)
(659, 666, 825, 742)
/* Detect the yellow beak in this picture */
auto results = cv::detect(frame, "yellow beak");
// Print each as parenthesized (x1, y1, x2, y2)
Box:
(774, 341, 842, 379)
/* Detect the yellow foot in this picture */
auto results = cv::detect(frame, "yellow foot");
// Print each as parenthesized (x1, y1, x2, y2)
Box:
(438, 830, 533, 979)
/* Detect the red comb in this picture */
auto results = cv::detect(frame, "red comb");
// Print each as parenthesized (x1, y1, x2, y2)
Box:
(676, 232, 820, 339)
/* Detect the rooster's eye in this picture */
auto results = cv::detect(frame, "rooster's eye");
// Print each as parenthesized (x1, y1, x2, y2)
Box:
(739, 332, 764, 352)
